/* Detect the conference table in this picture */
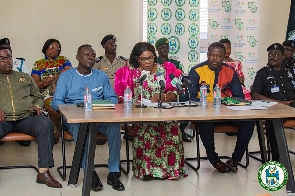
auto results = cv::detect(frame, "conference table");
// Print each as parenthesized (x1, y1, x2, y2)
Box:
(58, 102, 295, 196)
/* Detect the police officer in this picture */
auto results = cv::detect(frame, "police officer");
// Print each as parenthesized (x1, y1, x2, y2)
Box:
(252, 43, 295, 162)
(93, 34, 128, 86)
(282, 40, 295, 68)
(155, 37, 191, 142)
(0, 38, 30, 74)
(155, 37, 183, 70)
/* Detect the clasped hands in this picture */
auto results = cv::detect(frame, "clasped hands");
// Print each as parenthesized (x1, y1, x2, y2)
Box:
(0, 106, 42, 122)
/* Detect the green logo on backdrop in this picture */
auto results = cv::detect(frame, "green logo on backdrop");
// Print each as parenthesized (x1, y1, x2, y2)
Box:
(247, 67, 256, 79)
(189, 9, 199, 22)
(168, 36, 180, 55)
(175, 0, 186, 7)
(188, 50, 199, 62)
(175, 8, 186, 21)
(148, 8, 158, 21)
(148, 0, 158, 6)
(209, 19, 219, 30)
(247, 36, 258, 47)
(161, 23, 172, 35)
(148, 36, 157, 45)
(234, 52, 245, 62)
(222, 1, 232, 12)
(161, 0, 172, 6)
(188, 35, 199, 49)
(189, 0, 199, 7)
(161, 8, 172, 21)
(234, 19, 244, 30)
(258, 161, 288, 191)
(248, 2, 258, 13)
(148, 23, 158, 35)
(188, 23, 199, 35)
(175, 23, 185, 36)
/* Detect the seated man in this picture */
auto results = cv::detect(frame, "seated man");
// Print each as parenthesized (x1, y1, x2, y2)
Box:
(0, 38, 32, 146)
(282, 40, 295, 68)
(188, 42, 255, 173)
(252, 43, 295, 162)
(51, 44, 125, 192)
(0, 46, 62, 188)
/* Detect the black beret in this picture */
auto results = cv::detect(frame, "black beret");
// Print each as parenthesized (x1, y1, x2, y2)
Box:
(282, 40, 295, 49)
(101, 34, 116, 45)
(0, 38, 10, 46)
(267, 43, 284, 53)
(155, 37, 169, 47)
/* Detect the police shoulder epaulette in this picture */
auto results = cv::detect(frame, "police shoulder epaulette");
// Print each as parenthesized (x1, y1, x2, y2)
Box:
(95, 56, 103, 63)
(16, 57, 25, 61)
(119, 56, 128, 61)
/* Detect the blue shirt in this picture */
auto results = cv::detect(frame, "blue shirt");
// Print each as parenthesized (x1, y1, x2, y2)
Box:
(51, 68, 118, 111)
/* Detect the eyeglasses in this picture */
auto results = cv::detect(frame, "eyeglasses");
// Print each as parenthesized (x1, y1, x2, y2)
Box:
(138, 56, 154, 62)
(268, 54, 279, 58)
(0, 55, 12, 62)
(158, 45, 169, 50)
(49, 45, 60, 51)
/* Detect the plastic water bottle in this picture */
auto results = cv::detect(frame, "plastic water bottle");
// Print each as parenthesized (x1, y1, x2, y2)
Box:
(124, 86, 132, 110)
(200, 81, 207, 106)
(84, 87, 92, 112)
(213, 84, 221, 108)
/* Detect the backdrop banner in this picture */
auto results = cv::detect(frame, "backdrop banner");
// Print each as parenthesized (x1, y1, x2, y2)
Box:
(147, 0, 200, 73)
(286, 0, 295, 41)
(207, 0, 259, 90)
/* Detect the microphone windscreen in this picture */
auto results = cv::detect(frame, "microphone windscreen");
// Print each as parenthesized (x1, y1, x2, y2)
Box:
(174, 69, 183, 78)
(169, 73, 175, 80)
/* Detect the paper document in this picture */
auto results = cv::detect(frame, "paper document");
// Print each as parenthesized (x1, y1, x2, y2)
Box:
(142, 98, 170, 107)
(250, 101, 278, 107)
(226, 106, 268, 110)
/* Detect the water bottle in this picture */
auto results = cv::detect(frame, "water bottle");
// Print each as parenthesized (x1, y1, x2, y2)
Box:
(84, 87, 92, 112)
(200, 81, 207, 106)
(124, 86, 132, 110)
(213, 84, 221, 108)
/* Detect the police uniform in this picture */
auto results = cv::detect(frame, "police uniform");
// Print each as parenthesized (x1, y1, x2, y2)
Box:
(13, 58, 30, 74)
(93, 55, 128, 86)
(252, 43, 295, 161)
(282, 40, 295, 68)
(252, 65, 295, 101)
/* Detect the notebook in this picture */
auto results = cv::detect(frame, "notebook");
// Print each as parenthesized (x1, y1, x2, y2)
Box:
(76, 100, 115, 109)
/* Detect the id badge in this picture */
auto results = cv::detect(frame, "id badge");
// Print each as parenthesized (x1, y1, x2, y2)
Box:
(271, 86, 279, 93)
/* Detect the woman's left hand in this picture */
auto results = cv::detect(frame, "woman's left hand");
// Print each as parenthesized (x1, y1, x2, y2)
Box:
(151, 93, 165, 102)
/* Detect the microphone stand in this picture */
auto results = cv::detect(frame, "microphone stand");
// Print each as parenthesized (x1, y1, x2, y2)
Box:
(157, 88, 163, 108)
(183, 85, 198, 107)
(173, 91, 184, 107)
(135, 81, 147, 108)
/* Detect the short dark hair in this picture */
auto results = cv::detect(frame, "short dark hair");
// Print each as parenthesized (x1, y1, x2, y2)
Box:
(129, 42, 157, 68)
(219, 39, 231, 45)
(42, 38, 61, 56)
(208, 42, 226, 54)
(77, 44, 93, 55)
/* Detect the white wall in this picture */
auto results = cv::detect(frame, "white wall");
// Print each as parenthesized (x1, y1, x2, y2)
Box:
(258, 0, 291, 67)
(0, 0, 292, 70)
(0, 0, 141, 68)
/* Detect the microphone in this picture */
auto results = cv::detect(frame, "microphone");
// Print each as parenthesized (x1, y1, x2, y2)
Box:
(159, 79, 165, 91)
(183, 78, 193, 86)
(169, 73, 182, 92)
(136, 74, 147, 83)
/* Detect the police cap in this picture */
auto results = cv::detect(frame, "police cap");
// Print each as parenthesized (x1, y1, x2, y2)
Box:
(267, 43, 284, 54)
(101, 34, 116, 45)
(282, 40, 295, 49)
(0, 38, 10, 46)
(155, 37, 169, 47)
